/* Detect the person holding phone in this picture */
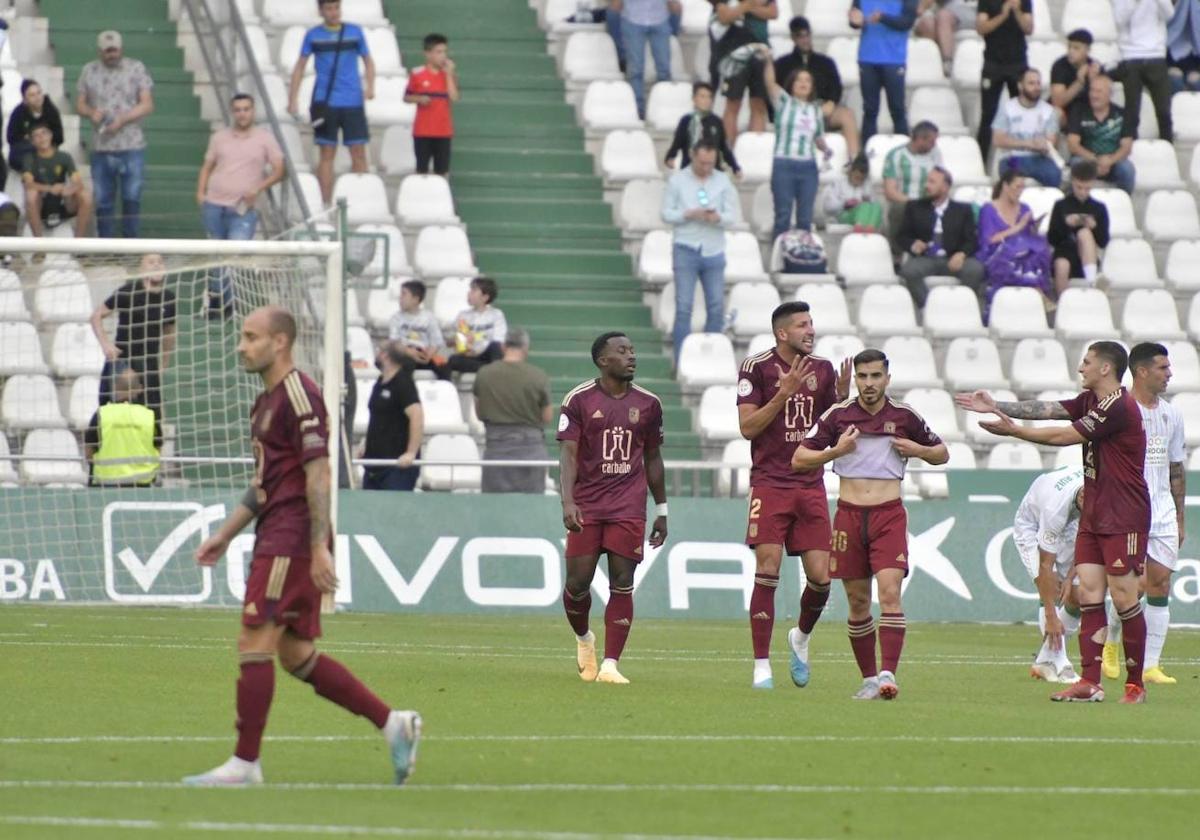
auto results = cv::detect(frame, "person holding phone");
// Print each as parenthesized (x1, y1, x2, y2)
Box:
(975, 170, 1053, 317)
(1047, 159, 1111, 296)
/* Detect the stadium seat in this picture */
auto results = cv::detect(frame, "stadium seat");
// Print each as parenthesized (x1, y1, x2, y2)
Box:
(263, 1, 318, 27)
(825, 35, 861, 87)
(581, 80, 643, 131)
(67, 375, 100, 431)
(951, 37, 984, 90)
(1, 374, 65, 429)
(1055, 288, 1114, 341)
(1144, 190, 1200, 242)
(858, 284, 921, 337)
(794, 283, 854, 335)
(417, 380, 469, 435)
(347, 326, 375, 372)
(353, 378, 372, 435)
(0, 269, 29, 321)
(619, 179, 669, 234)
(909, 87, 967, 135)
(395, 175, 459, 227)
(961, 387, 1019, 445)
(646, 81, 693, 133)
(745, 333, 775, 357)
(356, 223, 412, 278)
(1029, 0, 1058, 40)
(600, 129, 660, 181)
(1171, 393, 1200, 446)
(923, 286, 987, 339)
(698, 385, 741, 441)
(366, 278, 403, 331)
(1100, 238, 1164, 290)
(881, 337, 943, 390)
(716, 438, 752, 497)
(50, 324, 105, 378)
(724, 232, 768, 283)
(419, 434, 482, 491)
(727, 282, 780, 336)
(937, 136, 989, 186)
(562, 32, 622, 84)
(906, 39, 948, 87)
(0, 322, 49, 375)
(1009, 338, 1076, 393)
(1173, 92, 1200, 142)
(750, 183, 774, 238)
(364, 77, 416, 125)
(333, 174, 392, 226)
(1091, 188, 1139, 238)
(1130, 140, 1184, 190)
(637, 230, 675, 288)
(865, 133, 907, 182)
(654, 281, 708, 333)
(414, 227, 478, 279)
(814, 333, 865, 365)
(1061, 1, 1118, 40)
(1026, 41, 1061, 88)
(432, 277, 472, 331)
(805, 0, 855, 37)
(364, 26, 403, 74)
(1164, 340, 1200, 391)
(34, 269, 92, 323)
(914, 438, 974, 497)
(292, 172, 325, 217)
(837, 233, 896, 286)
(899, 388, 963, 443)
(1188, 293, 1200, 342)
(1021, 186, 1062, 234)
(732, 132, 775, 182)
(943, 337, 1009, 391)
(379, 125, 417, 176)
(542, 0, 602, 32)
(634, 36, 685, 82)
(0, 435, 15, 484)
(19, 428, 87, 485)
(1122, 289, 1186, 342)
(233, 24, 274, 76)
(1165, 240, 1200, 293)
(986, 441, 1044, 470)
(677, 333, 738, 390)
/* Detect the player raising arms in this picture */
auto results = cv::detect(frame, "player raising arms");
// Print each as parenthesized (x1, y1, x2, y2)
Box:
(737, 301, 849, 689)
(184, 307, 420, 786)
(956, 341, 1152, 704)
(558, 332, 668, 685)
(792, 349, 948, 700)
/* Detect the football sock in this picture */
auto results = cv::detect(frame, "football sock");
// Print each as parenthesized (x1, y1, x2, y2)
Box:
(1058, 603, 1081, 635)
(234, 655, 275, 763)
(1105, 600, 1122, 643)
(1118, 602, 1147, 687)
(1082, 263, 1097, 284)
(847, 616, 878, 679)
(603, 585, 634, 661)
(1078, 602, 1106, 684)
(878, 612, 906, 674)
(753, 658, 772, 683)
(294, 653, 390, 729)
(1145, 596, 1170, 669)
(797, 580, 831, 635)
(749, 573, 779, 659)
(562, 586, 592, 637)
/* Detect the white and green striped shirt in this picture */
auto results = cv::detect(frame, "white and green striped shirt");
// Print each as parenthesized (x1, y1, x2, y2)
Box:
(881, 144, 944, 200)
(773, 93, 824, 161)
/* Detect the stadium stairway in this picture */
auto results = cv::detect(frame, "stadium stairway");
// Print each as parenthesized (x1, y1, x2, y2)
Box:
(38, 0, 209, 238)
(385, 0, 703, 463)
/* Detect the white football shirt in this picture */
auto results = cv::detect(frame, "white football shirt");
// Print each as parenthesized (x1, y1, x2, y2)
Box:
(1013, 467, 1085, 565)
(1142, 398, 1186, 537)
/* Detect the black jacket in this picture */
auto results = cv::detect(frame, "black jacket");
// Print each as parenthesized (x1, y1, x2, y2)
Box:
(898, 198, 977, 257)
(773, 49, 843, 105)
(7, 96, 66, 171)
(1047, 194, 1110, 251)
(664, 112, 741, 173)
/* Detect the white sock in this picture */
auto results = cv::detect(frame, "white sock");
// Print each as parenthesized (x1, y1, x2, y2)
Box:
(1105, 600, 1122, 643)
(1144, 603, 1170, 669)
(382, 711, 403, 743)
(577, 630, 594, 643)
(1057, 605, 1080, 636)
(601, 657, 619, 669)
(791, 628, 810, 654)
(753, 658, 772, 681)
(1082, 263, 1097, 284)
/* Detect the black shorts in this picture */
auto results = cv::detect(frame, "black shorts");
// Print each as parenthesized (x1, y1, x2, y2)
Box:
(1053, 242, 1082, 279)
(314, 105, 370, 147)
(414, 136, 452, 175)
(720, 55, 768, 102)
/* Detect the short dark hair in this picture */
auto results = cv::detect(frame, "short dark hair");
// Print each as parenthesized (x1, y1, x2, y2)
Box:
(1070, 158, 1098, 182)
(1067, 28, 1094, 46)
(692, 138, 720, 155)
(231, 92, 254, 106)
(789, 15, 810, 35)
(20, 78, 41, 96)
(384, 340, 408, 367)
(318, 0, 339, 6)
(853, 348, 889, 371)
(771, 300, 811, 332)
(401, 279, 426, 302)
(591, 331, 627, 365)
(930, 165, 953, 188)
(471, 276, 498, 303)
(692, 81, 714, 96)
(1020, 66, 1041, 82)
(423, 33, 448, 50)
(1088, 340, 1128, 381)
(848, 153, 869, 176)
(29, 120, 54, 134)
(912, 120, 939, 139)
(1129, 342, 1169, 373)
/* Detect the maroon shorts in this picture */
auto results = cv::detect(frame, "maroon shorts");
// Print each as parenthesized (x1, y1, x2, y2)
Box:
(746, 485, 832, 555)
(566, 520, 646, 561)
(829, 498, 909, 580)
(1074, 529, 1147, 577)
(242, 553, 322, 640)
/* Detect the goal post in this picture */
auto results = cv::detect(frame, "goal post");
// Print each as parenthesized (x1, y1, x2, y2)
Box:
(0, 236, 344, 606)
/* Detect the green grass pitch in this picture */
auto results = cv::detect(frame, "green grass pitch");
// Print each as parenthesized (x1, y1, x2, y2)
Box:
(1, 606, 1198, 839)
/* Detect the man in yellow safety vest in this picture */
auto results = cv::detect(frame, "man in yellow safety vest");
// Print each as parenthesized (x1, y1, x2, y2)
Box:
(84, 366, 162, 487)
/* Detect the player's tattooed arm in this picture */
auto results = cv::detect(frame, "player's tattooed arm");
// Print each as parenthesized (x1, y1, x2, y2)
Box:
(304, 456, 333, 548)
(995, 400, 1071, 420)
(1170, 461, 1186, 544)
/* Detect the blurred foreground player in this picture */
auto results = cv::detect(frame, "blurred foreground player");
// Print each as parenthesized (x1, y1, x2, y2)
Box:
(957, 341, 1151, 703)
(558, 332, 668, 684)
(792, 349, 948, 700)
(184, 307, 420, 785)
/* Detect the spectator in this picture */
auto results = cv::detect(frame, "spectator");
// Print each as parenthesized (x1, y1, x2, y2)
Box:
(611, 0, 674, 119)
(1067, 75, 1136, 194)
(992, 68, 1062, 187)
(403, 34, 459, 177)
(774, 15, 860, 158)
(1050, 29, 1101, 126)
(75, 30, 154, 239)
(1168, 0, 1200, 94)
(975, 0, 1033, 161)
(90, 253, 177, 417)
(661, 139, 738, 361)
(388, 279, 446, 376)
(710, 0, 778, 144)
(436, 276, 508, 377)
(473, 327, 553, 494)
(663, 82, 741, 174)
(975, 171, 1053, 313)
(1047, 159, 1110, 295)
(84, 367, 162, 488)
(361, 341, 423, 491)
(1114, 0, 1174, 142)
(21, 122, 94, 238)
(882, 121, 942, 251)
(7, 80, 65, 174)
(761, 55, 833, 239)
(0, 191, 21, 264)
(823, 153, 884, 231)
(850, 0, 918, 143)
(914, 1, 976, 67)
(897, 166, 985, 308)
(286, 0, 375, 206)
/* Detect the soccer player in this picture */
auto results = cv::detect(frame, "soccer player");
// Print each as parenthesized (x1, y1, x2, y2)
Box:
(558, 332, 668, 685)
(1012, 467, 1084, 684)
(792, 349, 948, 700)
(184, 307, 420, 785)
(956, 341, 1152, 704)
(1101, 343, 1185, 685)
(736, 300, 849, 689)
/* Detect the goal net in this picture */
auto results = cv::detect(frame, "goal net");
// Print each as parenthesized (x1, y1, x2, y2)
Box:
(0, 237, 343, 607)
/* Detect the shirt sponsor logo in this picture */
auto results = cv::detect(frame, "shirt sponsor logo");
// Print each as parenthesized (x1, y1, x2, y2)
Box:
(592, 409, 604, 419)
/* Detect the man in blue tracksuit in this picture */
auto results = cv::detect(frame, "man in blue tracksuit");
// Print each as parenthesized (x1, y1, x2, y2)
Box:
(850, 0, 919, 143)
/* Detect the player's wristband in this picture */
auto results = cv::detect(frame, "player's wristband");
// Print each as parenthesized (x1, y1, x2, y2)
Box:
(655, 503, 669, 518)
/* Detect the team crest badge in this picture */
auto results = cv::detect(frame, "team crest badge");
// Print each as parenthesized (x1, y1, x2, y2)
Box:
(628, 408, 640, 423)
(884, 421, 896, 434)
(805, 374, 818, 391)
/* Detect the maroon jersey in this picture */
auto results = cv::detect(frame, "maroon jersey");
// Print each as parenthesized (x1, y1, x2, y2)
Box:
(250, 369, 330, 557)
(557, 379, 664, 522)
(803, 397, 942, 479)
(737, 349, 839, 488)
(1059, 388, 1151, 535)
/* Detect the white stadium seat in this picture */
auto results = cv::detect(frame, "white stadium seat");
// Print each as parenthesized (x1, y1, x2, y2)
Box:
(1100, 238, 1163, 290)
(951, 38, 984, 90)
(698, 385, 741, 441)
(865, 133, 907, 183)
(751, 183, 774, 238)
(727, 282, 780, 337)
(263, 2, 318, 28)
(432, 277, 472, 330)
(906, 39, 948, 87)
(50, 324, 105, 378)
(364, 26, 403, 74)
(937, 136, 989, 186)
(1188, 293, 1200, 342)
(987, 442, 1044, 471)
(899, 388, 963, 443)
(234, 25, 274, 75)
(379, 125, 417, 176)
(724, 232, 767, 283)
(292, 172, 325, 217)
(909, 87, 967, 134)
(1055, 288, 1115, 342)
(601, 129, 660, 181)
(356, 223, 412, 278)
(636, 36, 685, 82)
(677, 333, 738, 390)
(366, 278, 403, 331)
(562, 32, 622, 84)
(654, 281, 707, 334)
(962, 387, 1019, 445)
(419, 434, 482, 491)
(1021, 186, 1062, 234)
(20, 429, 86, 485)
(943, 337, 1009, 391)
(1130, 140, 1184, 190)
(343, 0, 389, 25)
(68, 376, 101, 431)
(1092, 188, 1139, 238)
(0, 269, 30, 321)
(34, 269, 92, 323)
(837, 233, 896, 286)
(0, 436, 15, 484)
(1172, 92, 1200, 142)
(825, 35, 861, 87)
(619, 179, 669, 234)
(923, 286, 987, 339)
(638, 230, 675, 288)
(1144, 190, 1200, 242)
(805, 0, 855, 37)
(364, 77, 417, 125)
(333, 173, 393, 226)
(1165, 240, 1200, 293)
(814, 333, 865, 366)
(1122, 289, 1186, 342)
(0, 322, 49, 375)
(347, 326, 374, 372)
(794, 283, 854, 335)
(1030, 0, 1058, 41)
(1172, 393, 1200, 446)
(858, 284, 921, 337)
(732, 132, 775, 183)
(354, 378, 372, 434)
(1009, 338, 1076, 393)
(413, 227, 478, 278)
(646, 81, 694, 133)
(417, 380, 469, 435)
(581, 80, 643, 131)
(395, 175, 459, 227)
(1164, 341, 1200, 391)
(2, 375, 66, 429)
(716, 438, 752, 497)
(881, 337, 943, 390)
(1061, 0, 1117, 41)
